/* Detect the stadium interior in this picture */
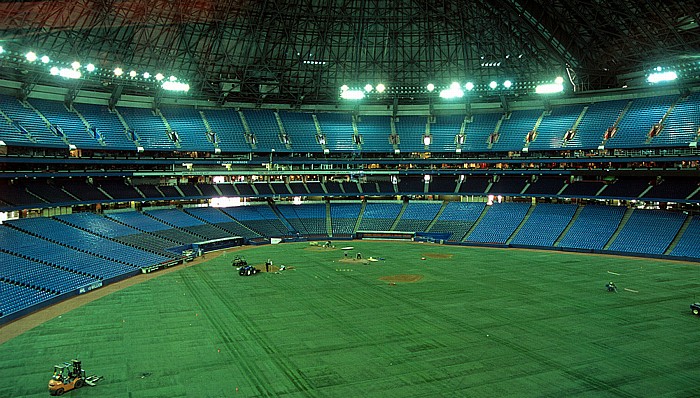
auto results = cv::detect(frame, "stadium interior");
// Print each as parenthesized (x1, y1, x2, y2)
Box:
(0, 1, 699, 394)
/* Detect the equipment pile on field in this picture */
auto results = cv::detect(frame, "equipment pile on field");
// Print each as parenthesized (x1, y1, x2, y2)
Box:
(48, 359, 102, 395)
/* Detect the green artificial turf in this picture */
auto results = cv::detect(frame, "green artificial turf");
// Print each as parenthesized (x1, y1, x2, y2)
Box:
(1, 241, 699, 397)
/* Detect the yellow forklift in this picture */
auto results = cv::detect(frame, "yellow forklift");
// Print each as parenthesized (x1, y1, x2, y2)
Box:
(48, 359, 102, 395)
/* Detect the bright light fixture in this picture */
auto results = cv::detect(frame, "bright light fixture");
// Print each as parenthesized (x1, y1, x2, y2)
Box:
(423, 135, 432, 145)
(162, 81, 190, 92)
(40, 55, 50, 64)
(340, 84, 349, 91)
(450, 82, 460, 90)
(364, 84, 373, 92)
(489, 81, 498, 89)
(71, 61, 80, 70)
(535, 83, 564, 94)
(427, 83, 435, 92)
(376, 83, 386, 93)
(129, 70, 137, 78)
(0, 46, 4, 54)
(340, 89, 365, 100)
(113, 67, 123, 76)
(143, 72, 150, 79)
(647, 71, 677, 83)
(86, 63, 95, 72)
(169, 75, 177, 82)
(465, 82, 475, 91)
(440, 86, 464, 99)
(555, 76, 564, 84)
(503, 80, 512, 88)
(58, 68, 81, 79)
(25, 52, 37, 62)
(155, 73, 164, 81)
(50, 67, 59, 76)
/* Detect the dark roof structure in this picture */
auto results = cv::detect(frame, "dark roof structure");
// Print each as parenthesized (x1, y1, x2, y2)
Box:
(0, 0, 698, 104)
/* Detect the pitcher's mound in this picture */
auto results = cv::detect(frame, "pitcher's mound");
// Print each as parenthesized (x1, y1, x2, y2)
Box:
(422, 253, 453, 259)
(379, 274, 424, 283)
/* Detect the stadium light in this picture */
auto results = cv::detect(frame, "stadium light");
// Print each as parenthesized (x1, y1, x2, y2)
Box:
(465, 82, 475, 91)
(340, 89, 365, 100)
(535, 82, 564, 94)
(555, 76, 564, 84)
(71, 61, 80, 70)
(376, 83, 386, 93)
(86, 63, 95, 72)
(25, 52, 37, 62)
(40, 55, 50, 64)
(113, 67, 123, 76)
(427, 83, 435, 92)
(489, 81, 498, 89)
(364, 84, 373, 92)
(503, 80, 512, 88)
(647, 71, 677, 83)
(169, 75, 177, 82)
(162, 81, 190, 92)
(129, 70, 137, 78)
(143, 72, 150, 79)
(0, 46, 4, 54)
(58, 68, 81, 79)
(439, 84, 464, 99)
(340, 84, 349, 92)
(50, 67, 59, 76)
(155, 73, 164, 81)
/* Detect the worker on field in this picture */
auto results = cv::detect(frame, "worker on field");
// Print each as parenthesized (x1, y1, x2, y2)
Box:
(606, 282, 617, 292)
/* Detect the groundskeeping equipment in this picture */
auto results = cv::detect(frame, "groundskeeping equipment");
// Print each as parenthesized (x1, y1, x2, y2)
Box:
(48, 359, 102, 395)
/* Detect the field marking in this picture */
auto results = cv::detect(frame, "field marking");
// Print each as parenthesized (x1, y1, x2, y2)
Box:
(624, 288, 639, 293)
(607, 271, 621, 275)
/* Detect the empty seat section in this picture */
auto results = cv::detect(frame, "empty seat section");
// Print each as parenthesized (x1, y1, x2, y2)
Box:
(0, 251, 99, 294)
(0, 225, 141, 279)
(306, 181, 325, 194)
(160, 107, 213, 152)
(184, 207, 260, 239)
(60, 180, 109, 202)
(221, 205, 289, 237)
(491, 110, 541, 151)
(136, 184, 164, 199)
(462, 113, 501, 153)
(316, 113, 357, 152)
(430, 114, 463, 152)
(458, 177, 490, 194)
(29, 98, 101, 149)
(608, 210, 685, 255)
(73, 103, 135, 150)
(357, 202, 402, 231)
(524, 177, 567, 196)
(356, 115, 393, 152)
(25, 181, 76, 204)
(270, 182, 291, 195)
(597, 177, 650, 199)
(0, 94, 64, 147)
(608, 95, 677, 148)
(428, 202, 486, 241)
(330, 203, 361, 235)
(56, 212, 180, 256)
(0, 281, 57, 318)
(200, 108, 250, 152)
(96, 179, 142, 200)
(510, 204, 577, 246)
(465, 202, 530, 243)
(242, 109, 286, 152)
(571, 100, 627, 149)
(9, 217, 168, 268)
(643, 178, 699, 201)
(118, 106, 175, 151)
(394, 116, 427, 152)
(146, 209, 229, 240)
(0, 181, 47, 207)
(560, 180, 605, 197)
(289, 182, 308, 195)
(657, 93, 700, 146)
(529, 105, 583, 151)
(670, 217, 700, 258)
(393, 202, 441, 232)
(397, 177, 424, 194)
(558, 205, 626, 250)
(279, 111, 321, 152)
(429, 177, 457, 194)
(489, 177, 528, 195)
(278, 204, 327, 235)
